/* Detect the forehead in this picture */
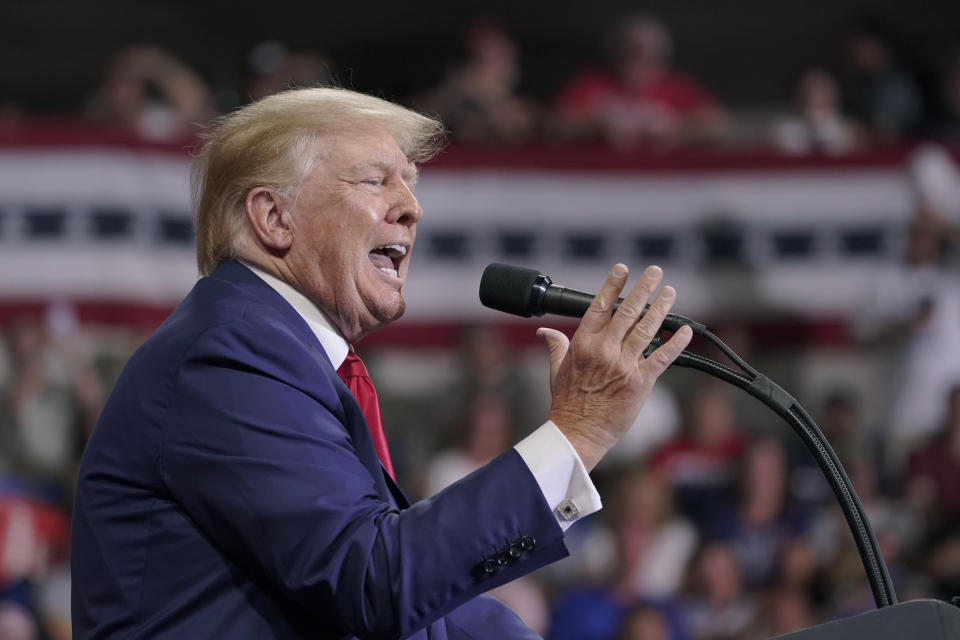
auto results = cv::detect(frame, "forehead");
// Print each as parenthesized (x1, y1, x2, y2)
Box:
(316, 128, 416, 177)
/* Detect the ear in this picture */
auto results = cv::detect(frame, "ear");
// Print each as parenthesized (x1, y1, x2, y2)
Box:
(244, 187, 293, 252)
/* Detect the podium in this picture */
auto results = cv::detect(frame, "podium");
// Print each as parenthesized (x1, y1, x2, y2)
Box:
(773, 600, 960, 639)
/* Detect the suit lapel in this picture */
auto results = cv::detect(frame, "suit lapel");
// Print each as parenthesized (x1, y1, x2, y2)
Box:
(210, 260, 401, 505)
(327, 372, 398, 505)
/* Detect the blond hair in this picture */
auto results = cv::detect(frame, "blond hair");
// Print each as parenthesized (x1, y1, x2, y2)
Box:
(192, 87, 445, 275)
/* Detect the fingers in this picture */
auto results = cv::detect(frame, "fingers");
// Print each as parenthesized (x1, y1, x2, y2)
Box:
(607, 265, 664, 340)
(578, 264, 630, 334)
(622, 284, 676, 360)
(536, 327, 570, 387)
(644, 324, 693, 377)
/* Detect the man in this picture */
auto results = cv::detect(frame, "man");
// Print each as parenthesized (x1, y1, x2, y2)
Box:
(71, 88, 692, 639)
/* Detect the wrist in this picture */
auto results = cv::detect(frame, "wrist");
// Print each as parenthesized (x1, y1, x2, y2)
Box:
(549, 411, 614, 472)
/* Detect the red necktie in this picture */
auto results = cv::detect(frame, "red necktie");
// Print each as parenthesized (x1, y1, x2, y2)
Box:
(336, 352, 396, 481)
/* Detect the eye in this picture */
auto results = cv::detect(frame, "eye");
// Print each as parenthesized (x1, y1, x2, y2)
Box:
(361, 177, 385, 186)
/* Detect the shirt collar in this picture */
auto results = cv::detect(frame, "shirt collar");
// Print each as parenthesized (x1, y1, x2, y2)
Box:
(240, 261, 350, 369)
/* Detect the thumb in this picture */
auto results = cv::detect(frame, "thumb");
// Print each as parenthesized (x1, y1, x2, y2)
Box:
(536, 328, 569, 383)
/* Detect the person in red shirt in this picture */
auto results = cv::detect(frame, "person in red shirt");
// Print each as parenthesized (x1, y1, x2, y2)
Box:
(650, 383, 745, 527)
(553, 14, 727, 150)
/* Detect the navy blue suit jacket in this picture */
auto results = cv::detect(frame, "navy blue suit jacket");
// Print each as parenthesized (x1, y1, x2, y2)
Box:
(71, 260, 568, 639)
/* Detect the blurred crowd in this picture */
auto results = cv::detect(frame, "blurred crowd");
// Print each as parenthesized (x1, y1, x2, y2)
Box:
(3, 13, 960, 152)
(367, 232, 960, 640)
(1, 199, 958, 638)
(1, 9, 960, 640)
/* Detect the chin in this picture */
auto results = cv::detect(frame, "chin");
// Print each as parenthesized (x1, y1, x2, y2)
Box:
(361, 292, 405, 329)
(379, 298, 406, 323)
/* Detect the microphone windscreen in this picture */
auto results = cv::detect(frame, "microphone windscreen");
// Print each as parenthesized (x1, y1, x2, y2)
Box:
(479, 263, 542, 317)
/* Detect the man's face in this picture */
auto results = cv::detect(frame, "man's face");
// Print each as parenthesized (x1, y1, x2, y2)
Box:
(283, 127, 422, 343)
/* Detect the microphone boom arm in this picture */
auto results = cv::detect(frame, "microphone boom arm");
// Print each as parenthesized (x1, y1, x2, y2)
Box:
(478, 262, 896, 608)
(644, 335, 897, 609)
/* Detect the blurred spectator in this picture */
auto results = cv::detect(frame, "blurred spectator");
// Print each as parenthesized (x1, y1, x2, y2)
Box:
(843, 21, 923, 141)
(924, 533, 960, 603)
(607, 470, 698, 600)
(0, 601, 37, 640)
(848, 457, 919, 570)
(778, 539, 818, 594)
(773, 68, 862, 156)
(932, 50, 960, 140)
(0, 494, 70, 591)
(549, 586, 626, 640)
(424, 393, 511, 494)
(809, 456, 917, 616)
(651, 384, 745, 527)
(0, 493, 71, 640)
(709, 438, 808, 588)
(86, 44, 216, 141)
(439, 325, 540, 441)
(789, 388, 862, 516)
(907, 384, 960, 531)
(552, 14, 727, 150)
(599, 383, 680, 470)
(0, 314, 102, 499)
(35, 564, 70, 640)
(856, 215, 960, 468)
(416, 20, 537, 144)
(547, 470, 695, 640)
(550, 587, 684, 640)
(907, 144, 960, 234)
(617, 605, 676, 640)
(753, 587, 816, 637)
(245, 40, 336, 102)
(565, 469, 698, 602)
(681, 542, 755, 640)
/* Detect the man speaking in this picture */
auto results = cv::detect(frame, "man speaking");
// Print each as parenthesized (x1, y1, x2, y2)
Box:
(70, 88, 692, 639)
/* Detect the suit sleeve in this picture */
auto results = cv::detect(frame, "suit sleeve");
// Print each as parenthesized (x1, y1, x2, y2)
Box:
(159, 314, 567, 639)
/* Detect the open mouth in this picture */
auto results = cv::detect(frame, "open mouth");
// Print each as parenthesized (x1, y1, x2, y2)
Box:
(368, 244, 407, 279)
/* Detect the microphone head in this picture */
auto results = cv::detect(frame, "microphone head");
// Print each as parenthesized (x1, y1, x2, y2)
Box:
(479, 263, 545, 317)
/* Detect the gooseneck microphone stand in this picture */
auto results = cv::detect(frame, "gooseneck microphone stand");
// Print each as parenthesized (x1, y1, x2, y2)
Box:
(644, 328, 897, 609)
(479, 263, 960, 638)
(646, 326, 960, 639)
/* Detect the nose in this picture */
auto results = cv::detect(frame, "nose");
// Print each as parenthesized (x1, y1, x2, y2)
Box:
(387, 180, 423, 226)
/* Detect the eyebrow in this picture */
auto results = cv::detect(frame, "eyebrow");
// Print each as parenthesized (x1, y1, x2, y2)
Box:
(355, 160, 419, 186)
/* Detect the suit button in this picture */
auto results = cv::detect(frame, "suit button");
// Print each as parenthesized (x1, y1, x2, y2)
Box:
(520, 535, 535, 551)
(496, 550, 511, 566)
(508, 543, 523, 559)
(482, 558, 498, 574)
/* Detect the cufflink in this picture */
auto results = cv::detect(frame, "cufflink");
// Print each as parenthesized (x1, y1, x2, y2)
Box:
(555, 499, 579, 521)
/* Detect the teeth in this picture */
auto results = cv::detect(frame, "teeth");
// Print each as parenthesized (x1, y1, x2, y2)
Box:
(377, 244, 407, 256)
(379, 267, 398, 278)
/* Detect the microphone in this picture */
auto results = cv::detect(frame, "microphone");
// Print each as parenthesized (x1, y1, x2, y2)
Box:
(479, 263, 705, 335)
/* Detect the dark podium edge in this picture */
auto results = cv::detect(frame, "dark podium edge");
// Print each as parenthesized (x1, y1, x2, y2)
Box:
(772, 599, 960, 639)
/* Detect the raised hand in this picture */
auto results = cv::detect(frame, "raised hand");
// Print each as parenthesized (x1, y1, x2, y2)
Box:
(537, 264, 692, 471)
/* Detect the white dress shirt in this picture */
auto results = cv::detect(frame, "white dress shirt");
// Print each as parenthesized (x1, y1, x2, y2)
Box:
(243, 262, 602, 531)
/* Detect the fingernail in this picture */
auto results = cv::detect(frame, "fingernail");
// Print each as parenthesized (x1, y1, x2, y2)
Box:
(535, 329, 545, 341)
(613, 264, 628, 277)
(645, 265, 662, 277)
(662, 285, 676, 299)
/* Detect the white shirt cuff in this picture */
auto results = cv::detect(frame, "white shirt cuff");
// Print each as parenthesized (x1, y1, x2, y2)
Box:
(513, 420, 603, 531)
